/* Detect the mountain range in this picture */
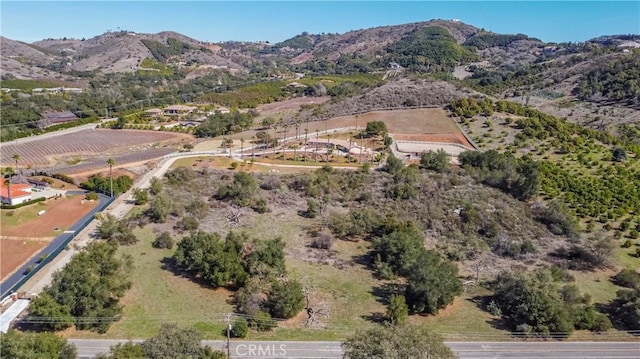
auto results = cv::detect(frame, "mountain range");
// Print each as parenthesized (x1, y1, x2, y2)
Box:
(2, 19, 637, 78)
(1, 19, 639, 128)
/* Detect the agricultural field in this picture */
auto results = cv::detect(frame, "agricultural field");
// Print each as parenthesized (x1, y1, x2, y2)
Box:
(0, 193, 98, 280)
(0, 129, 191, 168)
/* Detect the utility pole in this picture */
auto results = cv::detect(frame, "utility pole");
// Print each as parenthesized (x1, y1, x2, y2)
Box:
(226, 313, 232, 358)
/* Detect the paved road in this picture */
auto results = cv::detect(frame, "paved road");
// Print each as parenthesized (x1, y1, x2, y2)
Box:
(0, 192, 112, 298)
(68, 339, 640, 358)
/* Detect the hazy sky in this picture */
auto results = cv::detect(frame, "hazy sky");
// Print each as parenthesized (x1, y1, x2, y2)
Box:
(1, 1, 639, 43)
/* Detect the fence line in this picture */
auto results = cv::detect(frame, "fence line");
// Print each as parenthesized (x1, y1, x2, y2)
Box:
(0, 195, 115, 300)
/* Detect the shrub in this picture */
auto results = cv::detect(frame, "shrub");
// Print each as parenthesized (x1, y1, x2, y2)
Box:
(251, 311, 277, 331)
(252, 197, 269, 213)
(311, 231, 335, 250)
(1, 197, 45, 209)
(622, 239, 633, 248)
(24, 264, 35, 275)
(85, 192, 99, 201)
(305, 198, 322, 218)
(265, 280, 305, 319)
(386, 294, 408, 325)
(260, 176, 281, 190)
(152, 231, 174, 249)
(231, 318, 248, 338)
(176, 216, 199, 232)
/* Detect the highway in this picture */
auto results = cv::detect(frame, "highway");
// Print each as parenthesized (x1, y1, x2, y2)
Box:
(68, 339, 640, 358)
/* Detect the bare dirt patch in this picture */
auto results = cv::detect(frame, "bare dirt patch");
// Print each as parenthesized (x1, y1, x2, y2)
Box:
(0, 238, 49, 280)
(257, 96, 330, 115)
(1, 195, 97, 237)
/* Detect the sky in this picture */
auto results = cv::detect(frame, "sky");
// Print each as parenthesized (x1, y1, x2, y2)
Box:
(1, 1, 639, 44)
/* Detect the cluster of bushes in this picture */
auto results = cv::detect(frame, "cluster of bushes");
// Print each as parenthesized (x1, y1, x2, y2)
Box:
(612, 285, 640, 330)
(216, 172, 269, 213)
(172, 231, 305, 330)
(382, 26, 479, 73)
(194, 110, 257, 138)
(141, 38, 194, 63)
(80, 174, 133, 196)
(96, 323, 226, 359)
(459, 150, 541, 201)
(0, 330, 77, 359)
(198, 81, 289, 108)
(51, 173, 76, 185)
(491, 268, 612, 336)
(97, 213, 138, 245)
(27, 242, 132, 333)
(576, 51, 640, 106)
(463, 32, 531, 50)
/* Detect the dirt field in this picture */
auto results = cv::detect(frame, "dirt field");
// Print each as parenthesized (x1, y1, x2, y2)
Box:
(197, 108, 463, 151)
(0, 195, 97, 238)
(0, 238, 49, 280)
(256, 96, 330, 115)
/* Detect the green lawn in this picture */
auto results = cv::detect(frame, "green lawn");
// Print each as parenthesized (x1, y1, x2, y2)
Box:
(0, 202, 48, 229)
(72, 227, 235, 340)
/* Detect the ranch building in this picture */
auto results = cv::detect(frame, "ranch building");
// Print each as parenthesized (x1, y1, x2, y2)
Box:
(0, 183, 32, 205)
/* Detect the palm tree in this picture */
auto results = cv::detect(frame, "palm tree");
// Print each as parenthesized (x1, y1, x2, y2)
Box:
(315, 129, 319, 163)
(107, 158, 115, 197)
(327, 133, 332, 163)
(12, 154, 20, 175)
(272, 125, 278, 160)
(3, 179, 11, 204)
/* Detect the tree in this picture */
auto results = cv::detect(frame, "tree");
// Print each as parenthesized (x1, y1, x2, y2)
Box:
(12, 153, 20, 175)
(612, 147, 627, 162)
(27, 292, 74, 331)
(3, 178, 11, 203)
(152, 231, 174, 249)
(420, 149, 450, 173)
(0, 330, 77, 359)
(342, 324, 457, 359)
(28, 242, 132, 333)
(97, 213, 137, 245)
(383, 154, 404, 175)
(97, 341, 145, 359)
(612, 287, 640, 330)
(493, 269, 575, 336)
(216, 171, 258, 207)
(133, 188, 148, 205)
(173, 231, 248, 288)
(107, 158, 115, 197)
(405, 250, 463, 314)
(364, 121, 388, 137)
(142, 323, 204, 359)
(231, 317, 249, 338)
(386, 294, 408, 325)
(147, 194, 172, 223)
(149, 176, 163, 195)
(265, 279, 306, 319)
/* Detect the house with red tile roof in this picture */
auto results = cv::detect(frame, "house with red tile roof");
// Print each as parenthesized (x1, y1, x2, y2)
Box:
(0, 183, 32, 205)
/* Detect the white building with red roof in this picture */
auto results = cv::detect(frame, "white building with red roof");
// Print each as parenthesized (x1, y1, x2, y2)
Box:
(0, 183, 32, 205)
